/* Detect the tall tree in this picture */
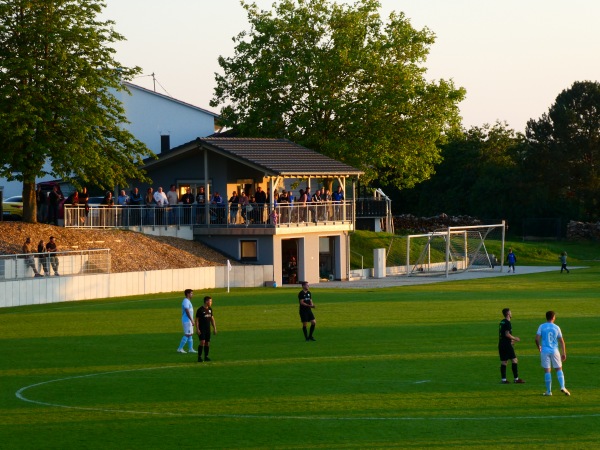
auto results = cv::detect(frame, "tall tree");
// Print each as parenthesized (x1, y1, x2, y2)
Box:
(211, 0, 465, 189)
(525, 81, 600, 221)
(0, 0, 153, 223)
(395, 122, 525, 222)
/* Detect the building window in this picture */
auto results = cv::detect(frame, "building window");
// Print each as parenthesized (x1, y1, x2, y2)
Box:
(240, 240, 258, 261)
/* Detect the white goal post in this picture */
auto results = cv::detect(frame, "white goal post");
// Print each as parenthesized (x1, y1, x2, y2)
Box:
(406, 221, 506, 277)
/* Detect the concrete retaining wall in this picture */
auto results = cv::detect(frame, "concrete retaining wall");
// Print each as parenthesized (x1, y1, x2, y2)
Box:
(0, 265, 274, 308)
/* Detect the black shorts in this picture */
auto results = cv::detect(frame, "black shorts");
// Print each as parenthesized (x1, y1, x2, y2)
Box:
(498, 341, 516, 361)
(198, 328, 211, 342)
(299, 309, 315, 323)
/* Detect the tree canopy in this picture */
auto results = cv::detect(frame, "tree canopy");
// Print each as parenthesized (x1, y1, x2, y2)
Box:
(0, 0, 153, 222)
(525, 80, 600, 221)
(211, 0, 465, 189)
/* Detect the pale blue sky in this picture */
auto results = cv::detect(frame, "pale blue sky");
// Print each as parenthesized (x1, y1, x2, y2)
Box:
(102, 0, 600, 132)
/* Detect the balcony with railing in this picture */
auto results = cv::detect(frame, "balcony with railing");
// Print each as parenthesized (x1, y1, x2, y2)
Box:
(64, 202, 355, 232)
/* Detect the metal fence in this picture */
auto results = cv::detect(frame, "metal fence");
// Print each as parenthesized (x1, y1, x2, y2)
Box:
(0, 249, 111, 281)
(64, 202, 354, 228)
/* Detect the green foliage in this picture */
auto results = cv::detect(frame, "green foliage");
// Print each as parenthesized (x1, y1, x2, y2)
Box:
(524, 81, 600, 222)
(211, 0, 465, 189)
(1, 268, 600, 448)
(0, 0, 154, 222)
(394, 122, 526, 222)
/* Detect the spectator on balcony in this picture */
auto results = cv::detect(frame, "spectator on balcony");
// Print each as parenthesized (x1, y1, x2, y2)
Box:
(79, 187, 90, 224)
(312, 188, 323, 222)
(210, 191, 224, 224)
(228, 191, 239, 224)
(116, 190, 129, 226)
(254, 186, 267, 223)
(332, 185, 344, 220)
(323, 188, 333, 220)
(181, 188, 194, 225)
(297, 189, 308, 222)
(101, 191, 115, 226)
(129, 187, 143, 226)
(117, 190, 129, 206)
(46, 236, 59, 276)
(65, 191, 81, 226)
(22, 237, 42, 277)
(278, 190, 289, 223)
(239, 191, 250, 224)
(154, 187, 168, 225)
(167, 184, 179, 224)
(143, 187, 154, 225)
(101, 191, 114, 206)
(196, 186, 206, 224)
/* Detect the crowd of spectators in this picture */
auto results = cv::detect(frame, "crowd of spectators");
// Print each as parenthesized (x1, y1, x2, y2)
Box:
(58, 183, 346, 227)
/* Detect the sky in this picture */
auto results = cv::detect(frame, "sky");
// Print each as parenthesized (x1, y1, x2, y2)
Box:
(102, 0, 600, 133)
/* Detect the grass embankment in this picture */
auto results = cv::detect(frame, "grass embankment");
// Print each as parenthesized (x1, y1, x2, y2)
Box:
(350, 229, 600, 269)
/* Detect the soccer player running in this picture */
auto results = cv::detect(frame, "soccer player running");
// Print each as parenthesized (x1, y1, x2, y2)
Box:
(298, 281, 316, 341)
(498, 308, 525, 384)
(177, 289, 196, 354)
(535, 310, 570, 396)
(196, 296, 217, 362)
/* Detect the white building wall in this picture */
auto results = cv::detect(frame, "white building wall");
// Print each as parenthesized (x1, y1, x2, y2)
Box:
(114, 84, 218, 154)
(0, 83, 218, 197)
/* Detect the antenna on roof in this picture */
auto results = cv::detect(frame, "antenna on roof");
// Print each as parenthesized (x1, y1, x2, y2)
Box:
(132, 73, 173, 97)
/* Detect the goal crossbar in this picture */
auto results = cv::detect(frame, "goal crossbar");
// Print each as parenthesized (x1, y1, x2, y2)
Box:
(406, 222, 505, 277)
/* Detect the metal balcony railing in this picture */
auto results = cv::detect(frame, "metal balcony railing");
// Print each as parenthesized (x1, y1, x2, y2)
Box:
(64, 202, 354, 229)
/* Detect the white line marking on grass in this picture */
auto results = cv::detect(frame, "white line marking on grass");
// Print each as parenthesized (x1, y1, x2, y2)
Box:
(15, 365, 600, 421)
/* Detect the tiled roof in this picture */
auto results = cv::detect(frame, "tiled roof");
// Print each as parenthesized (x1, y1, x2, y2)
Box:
(198, 137, 363, 178)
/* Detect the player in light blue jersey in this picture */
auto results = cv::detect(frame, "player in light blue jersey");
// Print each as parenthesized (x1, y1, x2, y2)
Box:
(535, 311, 570, 396)
(176, 289, 196, 354)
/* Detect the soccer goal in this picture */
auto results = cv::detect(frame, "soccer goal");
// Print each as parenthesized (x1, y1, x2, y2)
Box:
(406, 222, 506, 277)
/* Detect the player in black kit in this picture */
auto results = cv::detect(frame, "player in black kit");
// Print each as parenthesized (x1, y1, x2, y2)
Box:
(498, 308, 525, 384)
(195, 296, 217, 362)
(298, 281, 316, 341)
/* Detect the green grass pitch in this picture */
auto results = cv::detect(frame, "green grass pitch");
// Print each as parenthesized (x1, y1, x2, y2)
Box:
(1, 267, 600, 449)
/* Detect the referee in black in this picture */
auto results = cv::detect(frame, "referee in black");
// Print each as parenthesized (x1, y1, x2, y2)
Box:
(195, 296, 217, 362)
(298, 281, 316, 341)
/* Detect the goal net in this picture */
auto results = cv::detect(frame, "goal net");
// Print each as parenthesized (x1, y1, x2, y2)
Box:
(405, 222, 505, 277)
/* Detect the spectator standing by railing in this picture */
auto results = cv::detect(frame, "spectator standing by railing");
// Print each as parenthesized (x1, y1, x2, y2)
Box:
(153, 187, 168, 225)
(332, 185, 344, 220)
(79, 187, 90, 225)
(101, 191, 115, 227)
(239, 191, 249, 224)
(22, 238, 42, 277)
(46, 236, 59, 276)
(181, 188, 194, 225)
(144, 187, 154, 225)
(323, 188, 333, 220)
(278, 190, 289, 223)
(167, 184, 179, 225)
(37, 240, 47, 275)
(117, 190, 129, 226)
(298, 189, 307, 222)
(228, 191, 239, 224)
(196, 186, 206, 224)
(255, 186, 267, 224)
(211, 191, 224, 224)
(48, 185, 62, 225)
(36, 185, 46, 223)
(129, 187, 143, 226)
